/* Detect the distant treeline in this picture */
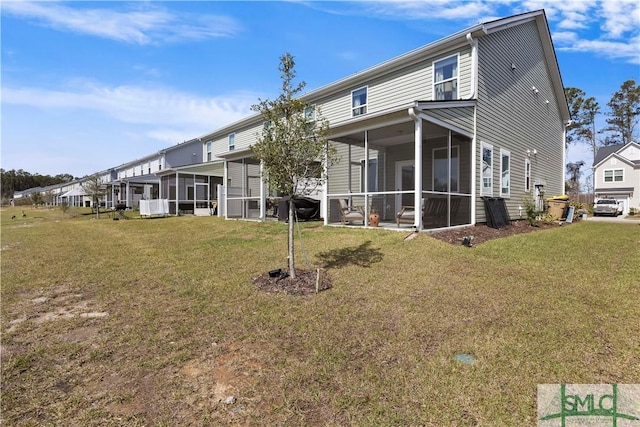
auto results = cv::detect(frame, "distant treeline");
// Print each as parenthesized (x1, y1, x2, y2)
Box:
(0, 169, 77, 200)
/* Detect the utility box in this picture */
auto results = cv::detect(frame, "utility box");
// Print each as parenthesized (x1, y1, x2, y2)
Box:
(547, 200, 568, 219)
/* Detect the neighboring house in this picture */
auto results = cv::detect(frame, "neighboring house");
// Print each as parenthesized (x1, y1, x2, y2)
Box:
(593, 142, 640, 214)
(198, 9, 570, 230)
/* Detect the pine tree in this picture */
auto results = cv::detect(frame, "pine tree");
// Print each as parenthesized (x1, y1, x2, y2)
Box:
(603, 79, 640, 146)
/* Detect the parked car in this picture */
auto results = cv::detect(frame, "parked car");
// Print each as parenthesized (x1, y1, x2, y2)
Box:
(593, 199, 622, 216)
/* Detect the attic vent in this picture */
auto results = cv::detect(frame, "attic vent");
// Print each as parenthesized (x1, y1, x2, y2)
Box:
(612, 158, 617, 165)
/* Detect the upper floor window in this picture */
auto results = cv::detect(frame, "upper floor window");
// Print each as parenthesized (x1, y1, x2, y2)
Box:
(228, 133, 235, 151)
(304, 105, 316, 122)
(434, 55, 458, 100)
(500, 149, 511, 197)
(604, 169, 623, 182)
(206, 142, 212, 162)
(352, 87, 367, 117)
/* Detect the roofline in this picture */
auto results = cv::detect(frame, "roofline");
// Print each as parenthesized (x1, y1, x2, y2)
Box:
(593, 142, 640, 168)
(196, 10, 563, 142)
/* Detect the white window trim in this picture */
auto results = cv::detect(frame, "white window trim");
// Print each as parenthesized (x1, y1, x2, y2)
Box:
(432, 145, 460, 192)
(432, 53, 459, 101)
(228, 133, 235, 151)
(351, 86, 368, 117)
(206, 141, 212, 162)
(603, 168, 624, 182)
(500, 149, 511, 198)
(524, 157, 531, 193)
(304, 104, 316, 122)
(481, 141, 493, 196)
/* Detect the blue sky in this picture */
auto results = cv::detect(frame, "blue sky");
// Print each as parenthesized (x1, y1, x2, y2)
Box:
(2, 1, 639, 180)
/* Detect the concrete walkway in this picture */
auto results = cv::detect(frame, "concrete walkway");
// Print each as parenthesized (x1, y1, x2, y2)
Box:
(585, 215, 640, 223)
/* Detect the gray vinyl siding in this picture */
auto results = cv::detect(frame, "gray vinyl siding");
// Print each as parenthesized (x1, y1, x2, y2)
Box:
(475, 20, 565, 223)
(327, 142, 368, 195)
(201, 46, 473, 163)
(164, 140, 203, 169)
(317, 46, 473, 125)
(206, 121, 264, 160)
(424, 107, 474, 135)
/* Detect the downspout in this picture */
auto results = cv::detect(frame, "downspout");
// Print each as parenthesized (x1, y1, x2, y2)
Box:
(408, 107, 423, 230)
(465, 33, 478, 100)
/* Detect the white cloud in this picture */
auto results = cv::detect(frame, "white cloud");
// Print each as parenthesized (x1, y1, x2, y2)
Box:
(2, 1, 242, 44)
(2, 81, 259, 139)
(599, 0, 640, 39)
(558, 37, 640, 64)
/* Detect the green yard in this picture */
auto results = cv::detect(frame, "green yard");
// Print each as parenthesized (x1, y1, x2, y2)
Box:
(1, 206, 639, 426)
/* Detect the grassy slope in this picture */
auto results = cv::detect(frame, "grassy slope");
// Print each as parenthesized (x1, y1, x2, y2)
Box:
(1, 206, 639, 426)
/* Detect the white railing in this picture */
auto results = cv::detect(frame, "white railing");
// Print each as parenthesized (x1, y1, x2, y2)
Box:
(140, 199, 169, 217)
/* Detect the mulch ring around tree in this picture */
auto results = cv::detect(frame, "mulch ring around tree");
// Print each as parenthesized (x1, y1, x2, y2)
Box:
(253, 269, 332, 296)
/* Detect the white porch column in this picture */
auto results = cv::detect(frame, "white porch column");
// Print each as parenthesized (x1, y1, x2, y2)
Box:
(174, 172, 179, 215)
(259, 160, 266, 221)
(322, 143, 329, 225)
(471, 136, 477, 225)
(364, 130, 369, 224)
(411, 109, 423, 230)
(126, 181, 131, 208)
(223, 160, 228, 219)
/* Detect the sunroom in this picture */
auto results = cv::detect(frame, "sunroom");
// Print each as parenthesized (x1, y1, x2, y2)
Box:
(215, 103, 475, 231)
(324, 103, 475, 231)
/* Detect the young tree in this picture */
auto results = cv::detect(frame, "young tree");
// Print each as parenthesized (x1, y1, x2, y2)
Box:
(251, 53, 338, 279)
(81, 173, 108, 219)
(603, 79, 640, 146)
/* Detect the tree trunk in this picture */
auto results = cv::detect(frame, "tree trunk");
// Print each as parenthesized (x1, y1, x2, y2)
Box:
(288, 198, 296, 279)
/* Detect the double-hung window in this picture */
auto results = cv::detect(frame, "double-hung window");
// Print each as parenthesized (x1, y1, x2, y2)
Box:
(433, 55, 458, 100)
(352, 87, 367, 117)
(604, 169, 623, 182)
(228, 133, 235, 151)
(481, 142, 493, 196)
(206, 142, 212, 162)
(500, 149, 511, 197)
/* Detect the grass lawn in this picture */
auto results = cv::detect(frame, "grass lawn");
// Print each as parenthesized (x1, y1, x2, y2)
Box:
(1, 206, 639, 426)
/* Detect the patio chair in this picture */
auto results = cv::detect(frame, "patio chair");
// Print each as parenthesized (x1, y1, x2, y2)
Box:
(396, 198, 425, 227)
(423, 197, 462, 227)
(338, 199, 365, 225)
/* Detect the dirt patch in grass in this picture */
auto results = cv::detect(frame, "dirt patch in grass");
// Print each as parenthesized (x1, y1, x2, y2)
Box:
(428, 219, 574, 246)
(253, 269, 332, 295)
